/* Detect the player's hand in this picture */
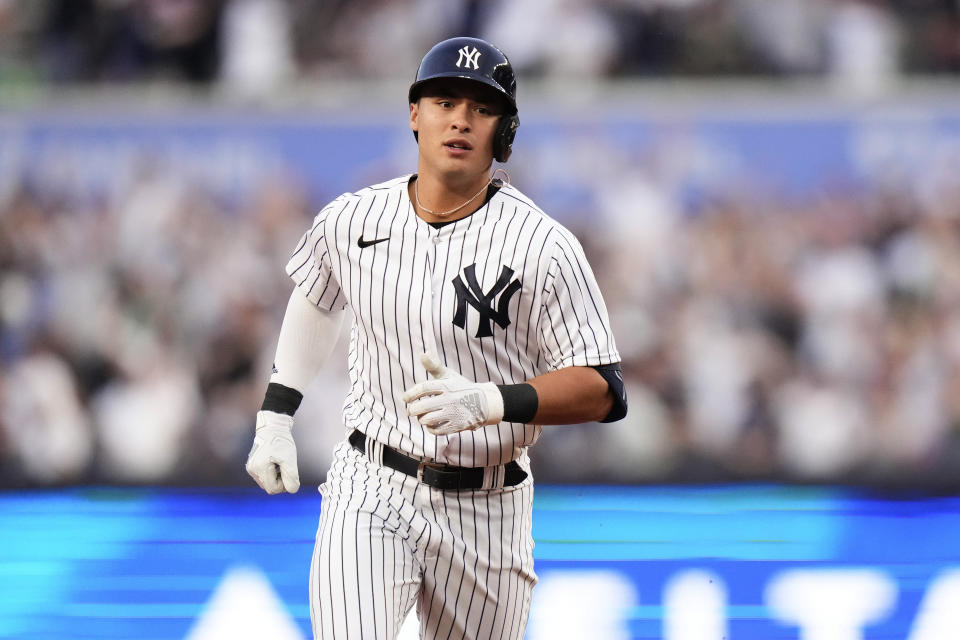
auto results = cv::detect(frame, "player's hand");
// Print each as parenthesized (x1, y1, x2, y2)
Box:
(245, 411, 300, 494)
(402, 353, 504, 435)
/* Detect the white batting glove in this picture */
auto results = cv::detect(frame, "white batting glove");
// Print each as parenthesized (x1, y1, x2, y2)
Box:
(245, 411, 300, 494)
(402, 353, 504, 436)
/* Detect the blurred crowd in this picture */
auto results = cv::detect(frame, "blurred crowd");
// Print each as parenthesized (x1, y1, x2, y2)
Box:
(540, 174, 960, 488)
(0, 0, 958, 96)
(2, 0, 960, 489)
(0, 163, 312, 486)
(2, 112, 960, 489)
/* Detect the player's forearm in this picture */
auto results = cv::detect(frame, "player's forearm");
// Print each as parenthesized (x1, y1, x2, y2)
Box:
(268, 290, 344, 395)
(526, 366, 614, 425)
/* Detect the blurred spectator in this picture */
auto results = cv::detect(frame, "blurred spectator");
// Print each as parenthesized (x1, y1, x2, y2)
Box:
(824, 0, 902, 95)
(92, 347, 202, 482)
(219, 0, 295, 99)
(732, 0, 827, 74)
(772, 372, 874, 478)
(898, 0, 960, 73)
(1, 339, 93, 483)
(481, 0, 618, 77)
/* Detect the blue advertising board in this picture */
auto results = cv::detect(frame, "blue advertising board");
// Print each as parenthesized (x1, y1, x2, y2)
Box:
(1, 485, 958, 639)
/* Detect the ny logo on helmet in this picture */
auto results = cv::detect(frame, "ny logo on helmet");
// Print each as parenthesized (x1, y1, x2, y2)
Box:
(456, 46, 481, 70)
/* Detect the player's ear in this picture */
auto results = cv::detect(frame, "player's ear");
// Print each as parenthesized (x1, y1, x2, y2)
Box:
(409, 102, 419, 134)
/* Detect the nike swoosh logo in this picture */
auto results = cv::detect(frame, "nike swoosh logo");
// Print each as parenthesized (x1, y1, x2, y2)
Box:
(357, 235, 389, 249)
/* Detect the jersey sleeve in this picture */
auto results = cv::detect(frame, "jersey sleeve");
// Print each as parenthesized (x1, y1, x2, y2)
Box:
(285, 197, 347, 311)
(537, 228, 621, 371)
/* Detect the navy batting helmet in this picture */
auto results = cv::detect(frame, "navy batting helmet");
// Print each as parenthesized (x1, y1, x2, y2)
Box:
(409, 37, 519, 163)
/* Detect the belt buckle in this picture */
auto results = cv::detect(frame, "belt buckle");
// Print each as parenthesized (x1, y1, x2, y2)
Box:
(417, 460, 444, 484)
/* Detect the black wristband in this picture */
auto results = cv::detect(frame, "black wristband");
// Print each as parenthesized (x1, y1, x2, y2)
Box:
(260, 382, 304, 416)
(497, 383, 539, 424)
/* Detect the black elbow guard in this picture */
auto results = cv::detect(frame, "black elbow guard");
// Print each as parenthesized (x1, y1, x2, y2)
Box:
(593, 362, 627, 423)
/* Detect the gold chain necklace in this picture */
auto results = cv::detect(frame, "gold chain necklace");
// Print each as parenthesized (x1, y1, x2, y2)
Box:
(414, 178, 491, 218)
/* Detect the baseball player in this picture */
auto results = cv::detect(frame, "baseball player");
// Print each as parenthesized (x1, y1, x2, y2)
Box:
(246, 37, 627, 640)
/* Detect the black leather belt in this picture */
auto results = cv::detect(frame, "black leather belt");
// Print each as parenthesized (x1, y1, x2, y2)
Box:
(348, 430, 527, 491)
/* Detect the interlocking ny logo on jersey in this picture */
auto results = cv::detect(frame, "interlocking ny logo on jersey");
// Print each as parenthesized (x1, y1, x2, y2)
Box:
(456, 46, 481, 70)
(452, 264, 521, 338)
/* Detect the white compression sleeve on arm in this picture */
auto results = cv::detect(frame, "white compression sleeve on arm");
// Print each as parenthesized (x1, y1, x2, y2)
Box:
(269, 290, 346, 393)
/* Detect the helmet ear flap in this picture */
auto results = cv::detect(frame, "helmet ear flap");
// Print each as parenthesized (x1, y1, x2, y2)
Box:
(493, 114, 519, 163)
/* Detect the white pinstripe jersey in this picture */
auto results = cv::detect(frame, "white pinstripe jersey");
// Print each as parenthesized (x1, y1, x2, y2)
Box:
(287, 174, 620, 468)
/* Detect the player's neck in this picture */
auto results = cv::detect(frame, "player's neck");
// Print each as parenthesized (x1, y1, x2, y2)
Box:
(410, 171, 491, 224)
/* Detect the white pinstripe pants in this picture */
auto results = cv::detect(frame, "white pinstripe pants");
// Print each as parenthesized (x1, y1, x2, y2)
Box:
(309, 440, 537, 640)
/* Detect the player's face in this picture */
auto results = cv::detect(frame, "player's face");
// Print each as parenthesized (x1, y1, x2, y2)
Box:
(410, 79, 504, 182)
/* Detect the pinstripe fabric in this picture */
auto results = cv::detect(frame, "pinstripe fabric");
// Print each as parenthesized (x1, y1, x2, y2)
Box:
(293, 174, 617, 639)
(286, 175, 620, 469)
(311, 441, 536, 640)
